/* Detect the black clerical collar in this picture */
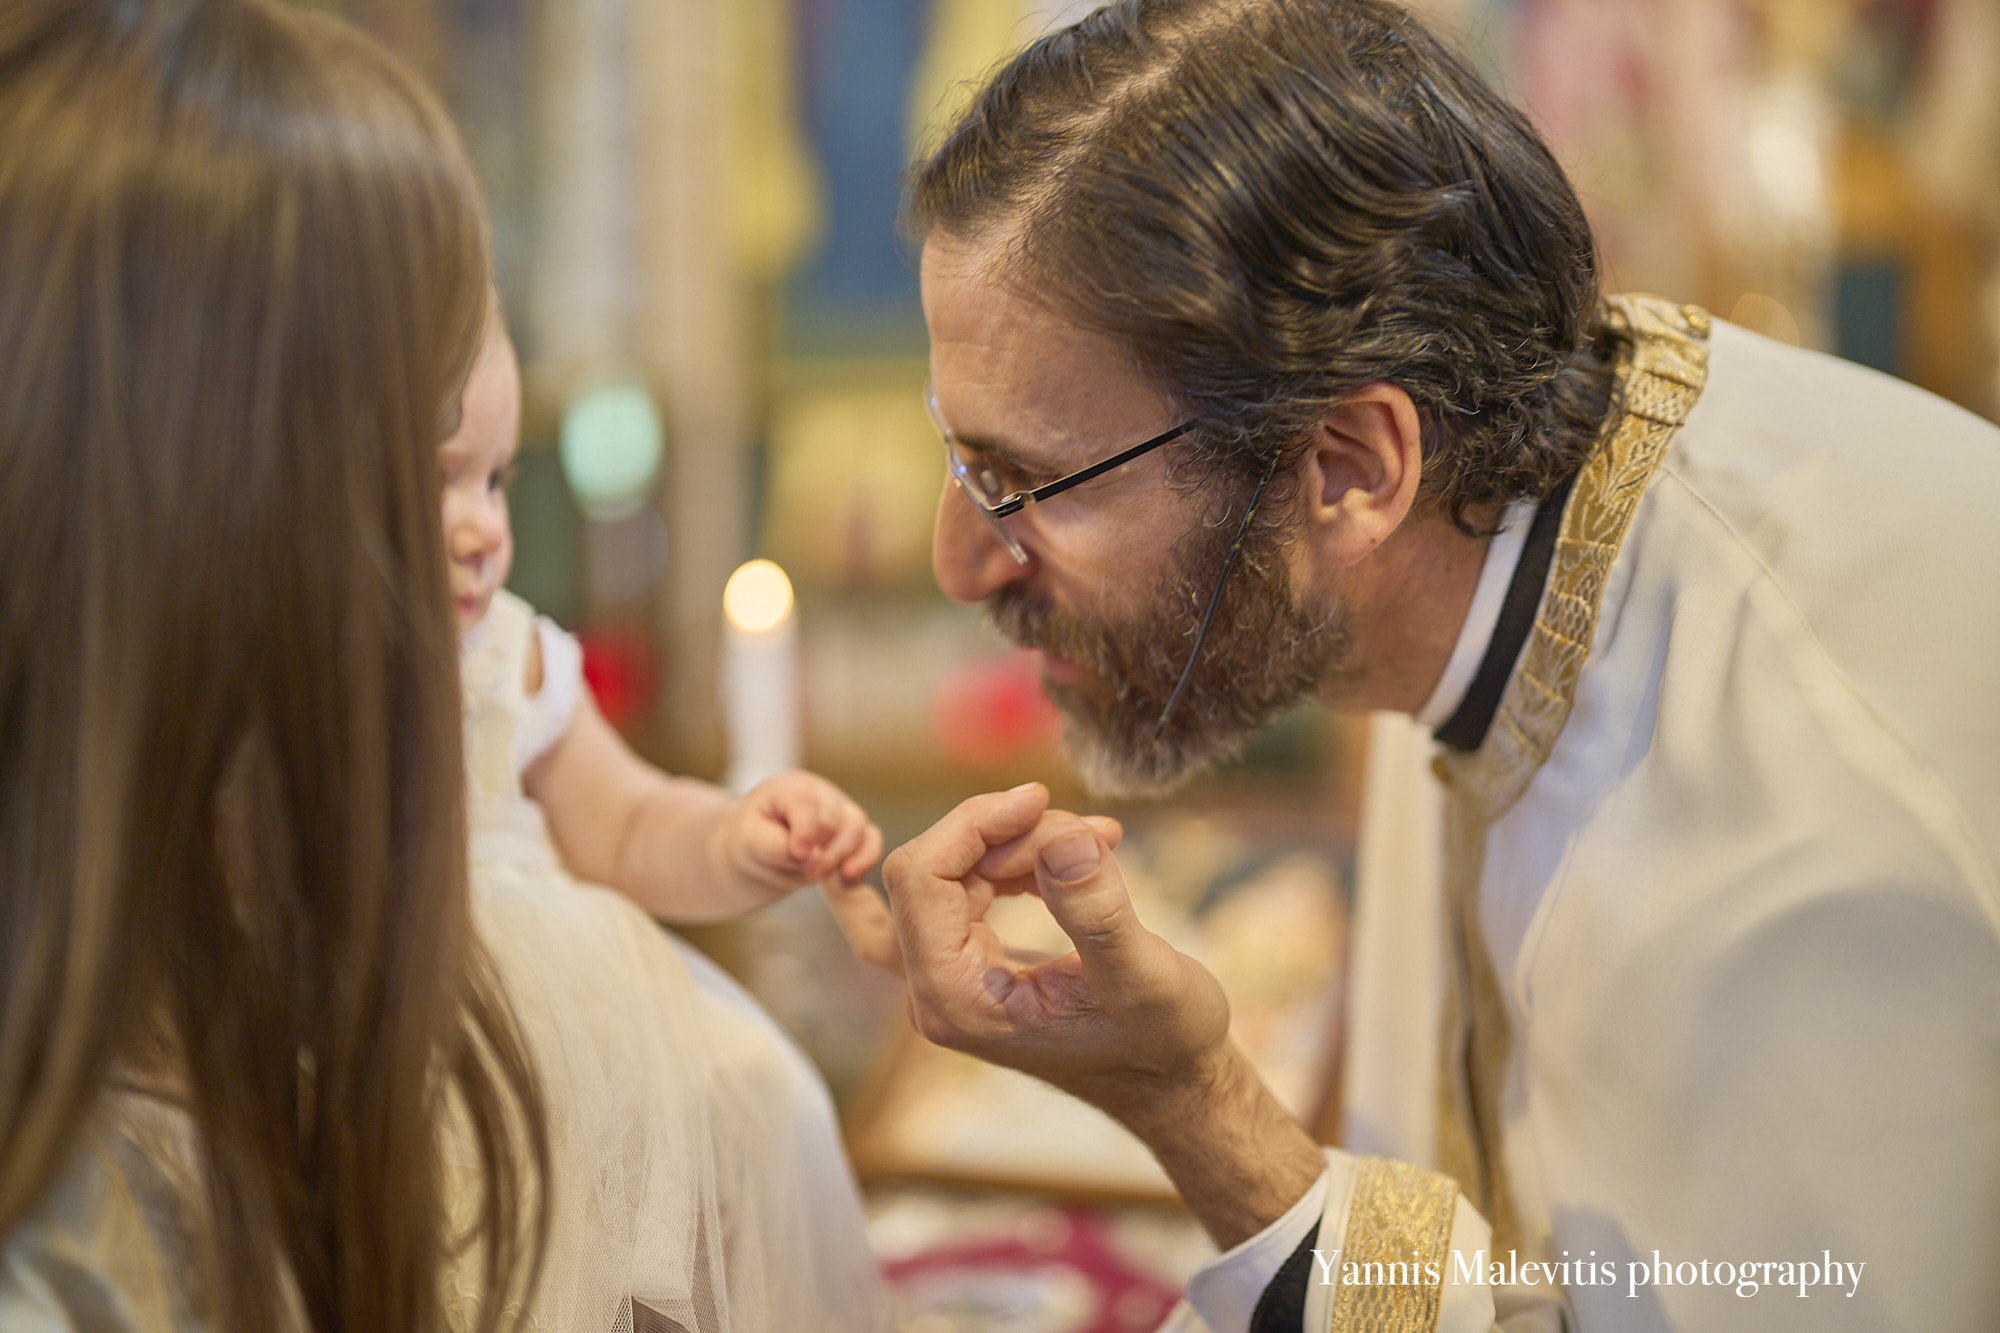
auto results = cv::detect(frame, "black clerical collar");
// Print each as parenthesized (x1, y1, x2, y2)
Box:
(1433, 473, 1577, 752)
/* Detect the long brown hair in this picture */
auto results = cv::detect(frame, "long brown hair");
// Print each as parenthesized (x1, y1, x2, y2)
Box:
(908, 0, 1625, 533)
(0, 2, 545, 1328)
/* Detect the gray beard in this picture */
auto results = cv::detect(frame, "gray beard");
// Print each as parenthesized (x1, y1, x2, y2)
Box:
(984, 519, 1350, 800)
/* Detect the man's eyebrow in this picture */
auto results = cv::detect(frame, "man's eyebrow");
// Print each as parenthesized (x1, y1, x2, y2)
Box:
(947, 429, 1058, 476)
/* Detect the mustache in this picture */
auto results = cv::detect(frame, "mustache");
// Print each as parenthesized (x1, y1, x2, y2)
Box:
(973, 523, 1350, 800)
(983, 584, 1188, 704)
(983, 586, 1089, 661)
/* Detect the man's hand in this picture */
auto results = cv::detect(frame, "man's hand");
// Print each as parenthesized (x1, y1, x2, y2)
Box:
(883, 782, 1325, 1248)
(884, 782, 1222, 1110)
(824, 781, 1125, 977)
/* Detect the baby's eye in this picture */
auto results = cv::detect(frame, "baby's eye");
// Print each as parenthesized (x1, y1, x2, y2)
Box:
(488, 462, 518, 494)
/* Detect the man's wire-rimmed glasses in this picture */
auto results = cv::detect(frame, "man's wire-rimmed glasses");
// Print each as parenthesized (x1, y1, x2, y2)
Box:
(926, 380, 1283, 735)
(927, 380, 1197, 565)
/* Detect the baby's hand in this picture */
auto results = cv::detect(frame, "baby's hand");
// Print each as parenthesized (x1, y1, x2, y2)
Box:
(727, 770, 883, 893)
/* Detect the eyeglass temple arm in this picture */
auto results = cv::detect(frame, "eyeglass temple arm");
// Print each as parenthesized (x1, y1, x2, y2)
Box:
(1012, 420, 1199, 510)
(1153, 444, 1285, 737)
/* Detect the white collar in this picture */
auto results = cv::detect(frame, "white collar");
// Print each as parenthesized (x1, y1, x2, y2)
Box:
(1413, 498, 1536, 731)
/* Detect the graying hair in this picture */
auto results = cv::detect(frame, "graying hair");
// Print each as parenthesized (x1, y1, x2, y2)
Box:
(907, 0, 1625, 532)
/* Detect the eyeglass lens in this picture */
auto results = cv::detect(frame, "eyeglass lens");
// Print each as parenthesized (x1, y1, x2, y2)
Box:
(944, 440, 1029, 561)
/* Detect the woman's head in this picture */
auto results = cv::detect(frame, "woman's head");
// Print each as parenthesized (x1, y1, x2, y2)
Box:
(0, 2, 541, 1328)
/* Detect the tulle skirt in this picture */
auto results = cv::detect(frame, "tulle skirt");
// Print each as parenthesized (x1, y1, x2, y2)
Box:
(452, 801, 893, 1332)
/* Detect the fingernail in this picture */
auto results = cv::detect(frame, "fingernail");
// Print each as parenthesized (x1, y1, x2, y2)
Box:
(1007, 781, 1040, 793)
(1040, 832, 1101, 883)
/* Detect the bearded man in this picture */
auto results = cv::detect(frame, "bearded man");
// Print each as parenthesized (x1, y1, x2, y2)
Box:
(875, 1, 2000, 1330)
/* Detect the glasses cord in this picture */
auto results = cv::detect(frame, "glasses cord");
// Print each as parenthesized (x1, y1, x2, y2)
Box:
(1153, 445, 1285, 737)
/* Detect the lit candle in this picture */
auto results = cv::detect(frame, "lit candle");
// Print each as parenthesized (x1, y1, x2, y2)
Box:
(721, 559, 800, 793)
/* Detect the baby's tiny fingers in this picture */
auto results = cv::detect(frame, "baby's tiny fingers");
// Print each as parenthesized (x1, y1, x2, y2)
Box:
(786, 803, 827, 862)
(737, 813, 802, 878)
(815, 819, 868, 880)
(841, 823, 885, 881)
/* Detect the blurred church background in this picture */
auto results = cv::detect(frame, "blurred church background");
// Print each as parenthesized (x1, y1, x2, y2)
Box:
(300, 2, 2000, 1326)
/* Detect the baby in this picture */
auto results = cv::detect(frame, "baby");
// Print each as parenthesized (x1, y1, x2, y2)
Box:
(438, 311, 899, 1327)
(439, 311, 884, 922)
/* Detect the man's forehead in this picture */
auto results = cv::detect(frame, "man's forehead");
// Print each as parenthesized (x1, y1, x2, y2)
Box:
(921, 239, 1172, 459)
(921, 241, 1096, 365)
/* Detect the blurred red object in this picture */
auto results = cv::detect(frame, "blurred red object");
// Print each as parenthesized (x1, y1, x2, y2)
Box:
(881, 1205, 1180, 1333)
(578, 626, 658, 732)
(932, 650, 1063, 769)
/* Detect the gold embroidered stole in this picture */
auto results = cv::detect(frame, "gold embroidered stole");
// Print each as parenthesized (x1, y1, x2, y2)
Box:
(1429, 297, 1712, 1256)
(1326, 1156, 1462, 1331)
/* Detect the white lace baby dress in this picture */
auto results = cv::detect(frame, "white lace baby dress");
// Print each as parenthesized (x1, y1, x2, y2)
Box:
(456, 589, 893, 1333)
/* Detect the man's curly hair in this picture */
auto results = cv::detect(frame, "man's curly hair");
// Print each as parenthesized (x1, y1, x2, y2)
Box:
(907, 0, 1625, 532)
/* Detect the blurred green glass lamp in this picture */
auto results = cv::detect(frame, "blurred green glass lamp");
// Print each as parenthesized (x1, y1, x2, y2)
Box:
(559, 381, 663, 520)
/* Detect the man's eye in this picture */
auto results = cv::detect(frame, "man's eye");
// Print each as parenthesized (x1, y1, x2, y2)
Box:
(967, 457, 1028, 499)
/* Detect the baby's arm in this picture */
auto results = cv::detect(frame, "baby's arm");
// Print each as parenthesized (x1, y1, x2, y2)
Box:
(525, 659, 881, 922)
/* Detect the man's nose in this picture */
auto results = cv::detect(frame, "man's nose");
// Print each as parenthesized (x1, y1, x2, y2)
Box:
(931, 481, 1032, 605)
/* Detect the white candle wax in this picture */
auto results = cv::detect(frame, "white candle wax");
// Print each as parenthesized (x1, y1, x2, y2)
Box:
(721, 560, 801, 793)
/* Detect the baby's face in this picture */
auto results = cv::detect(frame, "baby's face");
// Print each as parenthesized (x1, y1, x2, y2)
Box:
(439, 323, 522, 635)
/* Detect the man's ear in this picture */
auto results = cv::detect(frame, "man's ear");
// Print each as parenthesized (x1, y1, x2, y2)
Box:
(1299, 381, 1424, 567)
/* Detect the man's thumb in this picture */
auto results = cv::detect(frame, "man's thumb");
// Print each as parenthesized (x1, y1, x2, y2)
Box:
(1039, 830, 1103, 882)
(1034, 826, 1142, 977)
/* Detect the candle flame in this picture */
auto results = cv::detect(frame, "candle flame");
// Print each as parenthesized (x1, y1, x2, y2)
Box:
(723, 559, 794, 633)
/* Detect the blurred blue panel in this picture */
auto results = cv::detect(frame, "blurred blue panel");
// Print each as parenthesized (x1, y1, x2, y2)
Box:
(787, 0, 931, 356)
(1834, 259, 1904, 377)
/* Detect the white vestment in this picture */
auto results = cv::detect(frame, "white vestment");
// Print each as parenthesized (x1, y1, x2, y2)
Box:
(1183, 297, 2000, 1333)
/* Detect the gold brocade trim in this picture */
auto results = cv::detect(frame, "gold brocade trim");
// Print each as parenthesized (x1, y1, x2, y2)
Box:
(1325, 1156, 1460, 1333)
(1436, 296, 1711, 820)
(1432, 296, 1711, 1254)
